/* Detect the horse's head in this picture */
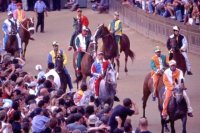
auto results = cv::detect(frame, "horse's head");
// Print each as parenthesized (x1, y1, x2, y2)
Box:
(105, 66, 117, 86)
(73, 17, 82, 33)
(55, 53, 64, 71)
(87, 42, 97, 58)
(173, 79, 185, 104)
(21, 18, 35, 35)
(93, 24, 109, 43)
(169, 37, 179, 52)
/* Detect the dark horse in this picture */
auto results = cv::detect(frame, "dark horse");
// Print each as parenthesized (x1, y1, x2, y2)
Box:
(19, 17, 35, 59)
(73, 42, 97, 88)
(55, 54, 68, 92)
(158, 79, 188, 133)
(93, 24, 135, 78)
(142, 38, 187, 118)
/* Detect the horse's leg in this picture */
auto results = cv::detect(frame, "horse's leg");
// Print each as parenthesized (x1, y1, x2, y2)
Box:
(161, 118, 165, 133)
(170, 120, 175, 133)
(181, 115, 187, 133)
(142, 87, 151, 117)
(23, 42, 28, 59)
(124, 51, 128, 73)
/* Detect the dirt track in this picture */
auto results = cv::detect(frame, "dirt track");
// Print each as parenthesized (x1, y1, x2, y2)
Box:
(0, 9, 200, 132)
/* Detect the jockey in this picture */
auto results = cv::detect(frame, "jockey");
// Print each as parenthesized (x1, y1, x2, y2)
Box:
(162, 60, 193, 119)
(91, 51, 112, 97)
(74, 26, 91, 76)
(13, 3, 26, 23)
(108, 11, 122, 57)
(47, 41, 73, 90)
(76, 8, 89, 28)
(68, 8, 89, 50)
(150, 46, 168, 101)
(166, 26, 193, 75)
(2, 11, 22, 51)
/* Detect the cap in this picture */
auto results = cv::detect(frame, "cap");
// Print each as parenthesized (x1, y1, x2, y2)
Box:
(7, 11, 13, 16)
(52, 41, 59, 46)
(173, 26, 179, 31)
(154, 46, 161, 52)
(77, 8, 82, 12)
(35, 64, 42, 71)
(169, 60, 177, 66)
(97, 51, 104, 55)
(82, 26, 88, 31)
(16, 2, 22, 7)
(28, 81, 37, 88)
(88, 114, 99, 125)
(114, 11, 119, 16)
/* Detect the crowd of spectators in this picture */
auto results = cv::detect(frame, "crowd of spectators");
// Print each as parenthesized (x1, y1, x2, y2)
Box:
(0, 53, 153, 133)
(122, 0, 200, 25)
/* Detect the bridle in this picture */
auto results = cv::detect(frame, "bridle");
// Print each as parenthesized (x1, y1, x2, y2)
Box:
(20, 18, 35, 33)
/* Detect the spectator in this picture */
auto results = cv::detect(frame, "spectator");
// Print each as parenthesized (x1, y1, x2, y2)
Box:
(109, 98, 139, 133)
(35, 64, 45, 80)
(52, 0, 61, 11)
(12, 111, 22, 133)
(34, 0, 48, 33)
(135, 117, 152, 133)
(7, 0, 17, 12)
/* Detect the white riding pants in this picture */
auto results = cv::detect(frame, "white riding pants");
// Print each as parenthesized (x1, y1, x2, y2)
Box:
(182, 52, 191, 71)
(16, 33, 22, 49)
(183, 90, 193, 113)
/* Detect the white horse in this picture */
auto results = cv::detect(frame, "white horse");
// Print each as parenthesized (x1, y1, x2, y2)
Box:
(99, 66, 117, 107)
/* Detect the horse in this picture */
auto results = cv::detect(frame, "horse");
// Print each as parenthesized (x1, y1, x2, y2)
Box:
(73, 42, 97, 89)
(55, 54, 68, 92)
(5, 31, 19, 57)
(93, 24, 135, 78)
(158, 79, 188, 133)
(168, 37, 187, 75)
(19, 17, 35, 59)
(99, 66, 117, 108)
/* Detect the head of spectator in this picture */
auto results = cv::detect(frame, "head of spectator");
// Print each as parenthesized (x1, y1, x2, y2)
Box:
(85, 105, 95, 118)
(48, 63, 55, 70)
(114, 11, 120, 20)
(123, 98, 133, 109)
(80, 82, 87, 92)
(88, 114, 99, 127)
(35, 64, 43, 71)
(74, 113, 84, 124)
(173, 26, 180, 36)
(124, 119, 133, 133)
(39, 87, 49, 97)
(16, 2, 22, 10)
(138, 117, 150, 132)
(0, 110, 7, 122)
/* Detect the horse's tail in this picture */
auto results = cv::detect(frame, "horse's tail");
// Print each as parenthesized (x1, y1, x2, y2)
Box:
(128, 49, 135, 62)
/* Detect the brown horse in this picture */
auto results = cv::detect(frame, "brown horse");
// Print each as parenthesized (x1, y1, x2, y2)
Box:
(19, 17, 35, 59)
(5, 33, 19, 57)
(93, 24, 135, 78)
(73, 42, 97, 88)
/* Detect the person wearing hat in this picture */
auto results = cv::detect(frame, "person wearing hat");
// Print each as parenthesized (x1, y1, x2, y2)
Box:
(108, 11, 122, 57)
(2, 11, 22, 51)
(35, 64, 45, 80)
(13, 2, 26, 23)
(34, 0, 48, 33)
(162, 60, 193, 119)
(91, 51, 112, 97)
(47, 41, 73, 90)
(7, 0, 17, 12)
(73, 26, 91, 77)
(167, 25, 193, 75)
(76, 8, 89, 28)
(150, 46, 168, 101)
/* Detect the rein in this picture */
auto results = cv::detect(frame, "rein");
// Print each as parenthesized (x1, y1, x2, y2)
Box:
(20, 20, 35, 32)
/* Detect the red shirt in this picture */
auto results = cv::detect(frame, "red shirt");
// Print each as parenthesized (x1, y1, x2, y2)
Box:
(81, 15, 89, 27)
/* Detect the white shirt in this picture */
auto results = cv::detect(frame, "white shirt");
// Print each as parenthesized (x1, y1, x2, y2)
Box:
(76, 34, 87, 51)
(3, 18, 19, 34)
(45, 69, 61, 90)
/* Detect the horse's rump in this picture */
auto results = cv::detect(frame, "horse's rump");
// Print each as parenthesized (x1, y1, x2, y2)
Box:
(6, 35, 19, 56)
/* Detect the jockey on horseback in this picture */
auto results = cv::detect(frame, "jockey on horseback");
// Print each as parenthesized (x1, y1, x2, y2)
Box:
(150, 46, 168, 101)
(167, 26, 193, 75)
(108, 11, 122, 57)
(68, 8, 89, 51)
(13, 3, 26, 23)
(47, 41, 73, 90)
(91, 51, 112, 97)
(162, 60, 193, 119)
(74, 26, 91, 77)
(2, 11, 22, 52)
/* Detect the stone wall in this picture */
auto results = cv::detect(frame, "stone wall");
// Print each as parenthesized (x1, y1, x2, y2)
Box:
(109, 0, 200, 55)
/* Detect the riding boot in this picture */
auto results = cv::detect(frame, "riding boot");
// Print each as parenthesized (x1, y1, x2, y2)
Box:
(3, 34, 8, 50)
(183, 90, 193, 117)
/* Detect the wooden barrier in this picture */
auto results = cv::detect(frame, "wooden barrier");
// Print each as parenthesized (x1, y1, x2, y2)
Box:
(109, 0, 200, 55)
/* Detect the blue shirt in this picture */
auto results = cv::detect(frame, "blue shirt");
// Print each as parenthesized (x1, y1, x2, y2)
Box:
(34, 1, 47, 13)
(7, 3, 17, 12)
(32, 115, 49, 132)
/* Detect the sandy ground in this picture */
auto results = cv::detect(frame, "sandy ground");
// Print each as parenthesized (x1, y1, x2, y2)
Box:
(0, 9, 200, 132)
